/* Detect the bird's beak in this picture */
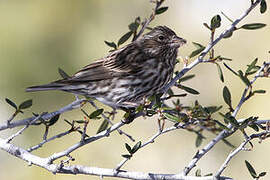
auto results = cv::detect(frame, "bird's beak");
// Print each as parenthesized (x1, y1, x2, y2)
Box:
(170, 36, 187, 48)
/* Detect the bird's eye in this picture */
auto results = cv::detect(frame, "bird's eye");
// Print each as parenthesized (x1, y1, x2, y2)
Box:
(158, 35, 165, 41)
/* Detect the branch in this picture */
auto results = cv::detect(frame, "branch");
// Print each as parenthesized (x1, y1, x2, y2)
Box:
(162, 0, 262, 94)
(0, 99, 85, 131)
(0, 137, 232, 180)
(183, 60, 269, 175)
(115, 122, 192, 171)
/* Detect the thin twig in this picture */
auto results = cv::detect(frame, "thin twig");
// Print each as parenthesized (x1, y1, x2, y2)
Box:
(6, 113, 44, 143)
(183, 60, 269, 175)
(0, 99, 84, 131)
(27, 128, 75, 152)
(89, 101, 135, 142)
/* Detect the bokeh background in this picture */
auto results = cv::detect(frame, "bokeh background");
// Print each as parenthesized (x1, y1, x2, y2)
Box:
(0, 0, 269, 179)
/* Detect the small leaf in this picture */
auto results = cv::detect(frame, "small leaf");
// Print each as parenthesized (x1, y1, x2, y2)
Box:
(178, 85, 200, 95)
(211, 15, 221, 29)
(253, 90, 266, 94)
(189, 46, 205, 58)
(89, 109, 104, 119)
(245, 58, 258, 75)
(131, 141, 141, 154)
(195, 169, 201, 177)
(129, 22, 139, 32)
(58, 68, 70, 79)
(249, 124, 259, 132)
(260, 0, 267, 14)
(203, 23, 211, 30)
(192, 42, 204, 49)
(163, 112, 180, 123)
(214, 120, 230, 131)
(219, 112, 239, 127)
(179, 74, 195, 82)
(241, 23, 266, 30)
(118, 31, 133, 46)
(19, 99, 33, 110)
(216, 63, 224, 82)
(125, 143, 132, 153)
(218, 57, 232, 61)
(75, 120, 86, 124)
(222, 138, 235, 148)
(5, 98, 17, 110)
(195, 135, 203, 147)
(47, 114, 60, 126)
(223, 63, 238, 76)
(223, 86, 232, 107)
(204, 106, 222, 114)
(245, 160, 257, 178)
(238, 70, 251, 87)
(104, 41, 117, 49)
(96, 120, 109, 134)
(259, 172, 267, 177)
(122, 154, 132, 159)
(155, 7, 169, 15)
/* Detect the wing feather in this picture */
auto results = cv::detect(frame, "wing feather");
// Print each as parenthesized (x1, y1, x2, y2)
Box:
(57, 43, 147, 83)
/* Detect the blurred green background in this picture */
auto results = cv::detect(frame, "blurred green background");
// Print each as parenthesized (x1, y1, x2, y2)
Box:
(0, 0, 269, 179)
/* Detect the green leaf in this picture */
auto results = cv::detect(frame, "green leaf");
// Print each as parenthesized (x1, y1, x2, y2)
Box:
(238, 70, 251, 87)
(19, 99, 33, 110)
(222, 138, 235, 148)
(189, 46, 205, 58)
(131, 141, 141, 154)
(211, 15, 221, 29)
(223, 86, 232, 107)
(195, 135, 203, 147)
(47, 114, 60, 126)
(260, 0, 267, 14)
(195, 169, 201, 177)
(58, 68, 70, 79)
(122, 154, 132, 159)
(179, 85, 200, 95)
(104, 41, 117, 49)
(75, 120, 86, 124)
(216, 63, 224, 82)
(129, 22, 139, 32)
(89, 109, 104, 119)
(96, 119, 109, 134)
(253, 90, 266, 94)
(125, 143, 132, 153)
(179, 74, 195, 82)
(241, 23, 266, 30)
(118, 31, 133, 46)
(213, 120, 230, 131)
(5, 98, 17, 110)
(259, 172, 267, 177)
(155, 7, 169, 15)
(219, 112, 239, 127)
(163, 112, 180, 123)
(192, 42, 204, 49)
(249, 124, 259, 132)
(223, 31, 232, 39)
(245, 58, 258, 75)
(223, 63, 238, 76)
(245, 160, 257, 178)
(204, 106, 222, 114)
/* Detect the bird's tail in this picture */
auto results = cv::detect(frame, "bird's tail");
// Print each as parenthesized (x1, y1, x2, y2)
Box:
(26, 83, 65, 92)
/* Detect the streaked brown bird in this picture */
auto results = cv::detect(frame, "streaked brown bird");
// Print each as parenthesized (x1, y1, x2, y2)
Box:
(26, 26, 186, 110)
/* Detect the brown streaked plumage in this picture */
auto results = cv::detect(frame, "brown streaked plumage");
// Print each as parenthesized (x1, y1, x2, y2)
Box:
(26, 26, 186, 109)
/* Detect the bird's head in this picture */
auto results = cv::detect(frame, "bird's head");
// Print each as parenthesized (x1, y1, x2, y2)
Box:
(136, 26, 186, 57)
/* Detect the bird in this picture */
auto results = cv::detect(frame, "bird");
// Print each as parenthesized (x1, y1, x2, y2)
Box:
(26, 26, 186, 110)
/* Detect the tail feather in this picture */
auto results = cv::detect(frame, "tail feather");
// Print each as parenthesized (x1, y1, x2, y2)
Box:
(26, 83, 64, 92)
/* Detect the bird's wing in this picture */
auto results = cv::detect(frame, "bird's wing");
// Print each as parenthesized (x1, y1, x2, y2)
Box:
(57, 44, 146, 83)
